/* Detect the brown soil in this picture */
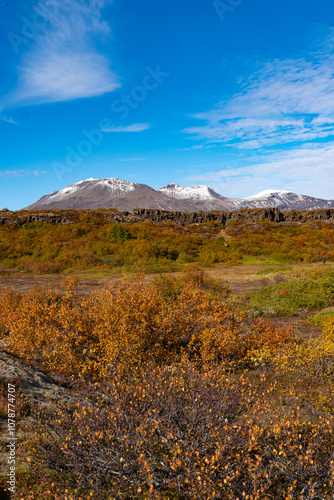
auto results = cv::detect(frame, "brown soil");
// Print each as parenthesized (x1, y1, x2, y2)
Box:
(205, 264, 285, 295)
(0, 271, 113, 295)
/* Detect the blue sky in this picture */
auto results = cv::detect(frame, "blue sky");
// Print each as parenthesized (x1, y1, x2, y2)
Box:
(1, 0, 334, 209)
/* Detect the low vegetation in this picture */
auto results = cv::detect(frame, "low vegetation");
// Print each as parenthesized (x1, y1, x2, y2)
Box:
(2, 214, 334, 498)
(1, 265, 334, 498)
(309, 309, 334, 326)
(0, 268, 295, 377)
(23, 365, 334, 500)
(249, 271, 334, 316)
(0, 216, 334, 274)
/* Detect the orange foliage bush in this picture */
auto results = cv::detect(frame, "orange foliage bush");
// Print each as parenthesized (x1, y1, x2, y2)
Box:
(0, 272, 295, 378)
(26, 363, 334, 499)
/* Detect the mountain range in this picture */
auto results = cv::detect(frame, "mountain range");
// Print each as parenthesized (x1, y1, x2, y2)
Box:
(24, 178, 334, 212)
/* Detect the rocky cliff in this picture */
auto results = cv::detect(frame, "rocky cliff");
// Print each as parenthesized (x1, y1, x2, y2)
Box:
(1, 207, 334, 227)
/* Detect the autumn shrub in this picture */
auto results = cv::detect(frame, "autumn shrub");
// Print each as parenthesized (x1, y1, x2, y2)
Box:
(89, 275, 246, 373)
(1, 276, 240, 376)
(306, 316, 334, 379)
(0, 288, 22, 337)
(243, 318, 296, 367)
(0, 283, 98, 376)
(273, 315, 334, 384)
(153, 264, 231, 304)
(25, 363, 334, 500)
(152, 273, 184, 304)
(309, 309, 334, 326)
(0, 273, 295, 378)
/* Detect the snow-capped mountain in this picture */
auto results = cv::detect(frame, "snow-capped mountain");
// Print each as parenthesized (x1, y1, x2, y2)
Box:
(245, 189, 293, 200)
(24, 178, 334, 212)
(158, 183, 227, 201)
(39, 178, 136, 205)
(24, 178, 241, 211)
(243, 190, 334, 210)
(25, 178, 192, 211)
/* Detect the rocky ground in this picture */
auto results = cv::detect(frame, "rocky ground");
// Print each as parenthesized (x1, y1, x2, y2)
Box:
(0, 347, 82, 481)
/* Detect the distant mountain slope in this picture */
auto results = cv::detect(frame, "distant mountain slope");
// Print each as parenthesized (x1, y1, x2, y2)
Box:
(243, 190, 334, 210)
(158, 183, 235, 201)
(24, 178, 334, 211)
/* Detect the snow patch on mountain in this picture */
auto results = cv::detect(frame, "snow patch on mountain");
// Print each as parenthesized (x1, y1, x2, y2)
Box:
(47, 180, 90, 201)
(47, 178, 135, 202)
(96, 178, 136, 193)
(159, 183, 218, 200)
(245, 189, 292, 200)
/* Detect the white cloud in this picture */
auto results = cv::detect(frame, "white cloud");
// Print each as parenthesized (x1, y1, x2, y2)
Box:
(184, 31, 334, 149)
(102, 123, 151, 133)
(8, 0, 119, 106)
(187, 142, 334, 200)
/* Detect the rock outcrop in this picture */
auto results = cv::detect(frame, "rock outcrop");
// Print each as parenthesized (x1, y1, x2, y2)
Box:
(1, 207, 334, 228)
(0, 350, 75, 409)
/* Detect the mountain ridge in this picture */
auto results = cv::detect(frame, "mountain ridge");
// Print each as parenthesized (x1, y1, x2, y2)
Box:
(24, 178, 334, 212)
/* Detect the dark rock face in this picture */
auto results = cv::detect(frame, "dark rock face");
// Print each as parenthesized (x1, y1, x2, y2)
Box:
(130, 207, 286, 225)
(2, 207, 334, 228)
(0, 212, 75, 226)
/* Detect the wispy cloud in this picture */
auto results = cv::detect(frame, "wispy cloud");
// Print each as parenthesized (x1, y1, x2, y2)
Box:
(2, 117, 18, 125)
(184, 31, 334, 149)
(0, 169, 46, 178)
(102, 123, 151, 133)
(187, 142, 334, 200)
(7, 0, 119, 106)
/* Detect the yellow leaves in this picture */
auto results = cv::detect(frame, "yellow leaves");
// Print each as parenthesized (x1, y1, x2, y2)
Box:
(28, 360, 334, 500)
(0, 271, 301, 381)
(0, 274, 247, 377)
